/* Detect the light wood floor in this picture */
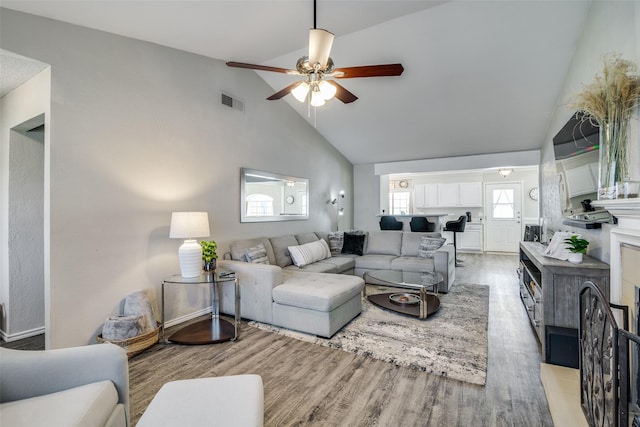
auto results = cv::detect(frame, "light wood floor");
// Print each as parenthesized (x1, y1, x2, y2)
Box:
(2, 253, 555, 426)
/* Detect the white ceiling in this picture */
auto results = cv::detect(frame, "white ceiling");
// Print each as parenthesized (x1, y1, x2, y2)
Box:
(1, 0, 593, 165)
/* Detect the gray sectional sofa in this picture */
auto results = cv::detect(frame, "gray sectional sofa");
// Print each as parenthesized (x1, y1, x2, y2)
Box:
(218, 230, 455, 337)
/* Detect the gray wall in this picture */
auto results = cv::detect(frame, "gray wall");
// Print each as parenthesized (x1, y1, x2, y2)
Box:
(539, 1, 640, 263)
(1, 9, 353, 348)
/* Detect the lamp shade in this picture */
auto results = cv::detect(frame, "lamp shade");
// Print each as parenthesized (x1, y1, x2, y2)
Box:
(169, 212, 210, 239)
(169, 212, 210, 278)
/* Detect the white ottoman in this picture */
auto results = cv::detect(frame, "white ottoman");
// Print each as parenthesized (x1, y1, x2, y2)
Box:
(137, 375, 263, 427)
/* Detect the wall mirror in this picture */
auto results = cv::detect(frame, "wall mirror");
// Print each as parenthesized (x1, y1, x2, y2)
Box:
(241, 168, 309, 222)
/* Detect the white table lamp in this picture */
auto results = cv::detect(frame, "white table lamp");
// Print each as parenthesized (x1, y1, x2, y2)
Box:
(169, 212, 211, 278)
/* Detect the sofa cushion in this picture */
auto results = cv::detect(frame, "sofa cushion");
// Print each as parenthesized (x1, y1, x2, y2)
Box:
(326, 231, 344, 255)
(0, 380, 118, 427)
(245, 244, 270, 264)
(317, 256, 356, 273)
(418, 236, 446, 258)
(390, 256, 436, 272)
(365, 231, 402, 256)
(283, 261, 337, 273)
(354, 254, 397, 270)
(274, 271, 364, 312)
(230, 237, 276, 265)
(288, 240, 331, 267)
(295, 232, 319, 245)
(269, 235, 299, 267)
(401, 232, 442, 256)
(341, 232, 366, 256)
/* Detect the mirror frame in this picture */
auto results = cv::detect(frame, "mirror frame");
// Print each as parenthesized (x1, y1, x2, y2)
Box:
(240, 168, 309, 222)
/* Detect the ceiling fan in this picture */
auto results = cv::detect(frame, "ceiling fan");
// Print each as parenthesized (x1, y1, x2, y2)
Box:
(226, 0, 404, 107)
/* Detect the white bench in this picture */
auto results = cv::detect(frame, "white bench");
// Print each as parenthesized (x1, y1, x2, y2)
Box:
(137, 375, 263, 427)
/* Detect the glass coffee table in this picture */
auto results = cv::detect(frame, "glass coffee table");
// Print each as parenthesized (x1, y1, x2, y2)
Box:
(363, 270, 443, 319)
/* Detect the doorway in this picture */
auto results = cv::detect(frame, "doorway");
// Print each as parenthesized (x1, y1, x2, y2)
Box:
(484, 182, 523, 253)
(5, 115, 45, 340)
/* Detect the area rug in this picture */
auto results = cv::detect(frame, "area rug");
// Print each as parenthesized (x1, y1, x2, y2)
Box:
(249, 282, 489, 385)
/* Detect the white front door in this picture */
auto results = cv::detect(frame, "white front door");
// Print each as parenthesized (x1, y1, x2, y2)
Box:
(484, 182, 523, 253)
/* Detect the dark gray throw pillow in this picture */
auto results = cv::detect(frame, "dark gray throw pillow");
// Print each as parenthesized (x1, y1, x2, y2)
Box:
(341, 233, 366, 256)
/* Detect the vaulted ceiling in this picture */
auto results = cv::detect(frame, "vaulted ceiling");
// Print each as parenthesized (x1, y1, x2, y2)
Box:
(1, 1, 593, 165)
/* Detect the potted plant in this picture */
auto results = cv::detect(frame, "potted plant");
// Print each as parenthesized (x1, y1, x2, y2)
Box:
(564, 235, 589, 264)
(200, 240, 218, 271)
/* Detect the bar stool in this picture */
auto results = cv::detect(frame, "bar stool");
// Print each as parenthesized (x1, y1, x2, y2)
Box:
(379, 216, 403, 230)
(409, 217, 435, 232)
(444, 216, 467, 266)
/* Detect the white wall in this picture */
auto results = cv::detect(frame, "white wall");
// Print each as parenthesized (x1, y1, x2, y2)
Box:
(0, 68, 51, 341)
(1, 9, 353, 348)
(539, 1, 640, 263)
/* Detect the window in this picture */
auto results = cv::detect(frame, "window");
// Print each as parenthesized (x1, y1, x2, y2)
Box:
(246, 194, 273, 216)
(390, 191, 411, 215)
(492, 189, 514, 219)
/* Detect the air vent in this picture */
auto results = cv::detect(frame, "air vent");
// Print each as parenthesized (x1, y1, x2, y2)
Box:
(221, 93, 244, 112)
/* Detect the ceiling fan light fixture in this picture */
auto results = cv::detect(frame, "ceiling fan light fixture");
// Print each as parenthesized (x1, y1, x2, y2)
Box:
(310, 88, 326, 107)
(292, 81, 310, 102)
(318, 80, 337, 100)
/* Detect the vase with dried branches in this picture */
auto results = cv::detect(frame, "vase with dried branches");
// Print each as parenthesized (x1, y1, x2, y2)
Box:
(570, 53, 640, 199)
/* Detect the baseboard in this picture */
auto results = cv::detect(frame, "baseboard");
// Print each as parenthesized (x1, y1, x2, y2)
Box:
(164, 307, 212, 329)
(0, 325, 45, 342)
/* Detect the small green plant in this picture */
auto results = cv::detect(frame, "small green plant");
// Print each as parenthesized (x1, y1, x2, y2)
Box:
(564, 235, 589, 254)
(200, 240, 218, 262)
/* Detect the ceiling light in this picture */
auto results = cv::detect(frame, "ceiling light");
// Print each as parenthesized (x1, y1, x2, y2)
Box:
(310, 87, 326, 107)
(291, 81, 310, 102)
(318, 80, 336, 100)
(498, 168, 513, 177)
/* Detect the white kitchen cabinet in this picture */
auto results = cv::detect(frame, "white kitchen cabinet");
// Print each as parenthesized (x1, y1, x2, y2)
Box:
(414, 184, 438, 208)
(437, 183, 459, 207)
(436, 182, 482, 207)
(444, 223, 483, 252)
(458, 182, 482, 206)
(459, 223, 483, 252)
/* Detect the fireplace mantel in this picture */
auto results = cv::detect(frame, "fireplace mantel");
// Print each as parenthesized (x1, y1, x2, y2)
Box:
(592, 198, 640, 220)
(591, 198, 640, 308)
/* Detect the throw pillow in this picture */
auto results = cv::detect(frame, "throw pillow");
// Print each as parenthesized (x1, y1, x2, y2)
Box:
(288, 240, 331, 267)
(417, 236, 446, 258)
(327, 231, 344, 255)
(244, 243, 269, 264)
(342, 232, 366, 256)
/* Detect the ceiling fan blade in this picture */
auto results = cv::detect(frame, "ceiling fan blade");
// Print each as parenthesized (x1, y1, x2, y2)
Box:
(329, 81, 358, 104)
(308, 29, 334, 69)
(266, 82, 305, 100)
(226, 61, 296, 74)
(333, 64, 404, 79)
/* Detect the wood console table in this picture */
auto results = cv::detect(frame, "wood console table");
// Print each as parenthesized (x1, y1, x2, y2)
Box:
(161, 272, 240, 344)
(519, 242, 609, 367)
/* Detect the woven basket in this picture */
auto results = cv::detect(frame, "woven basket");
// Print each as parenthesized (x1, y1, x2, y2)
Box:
(97, 324, 160, 358)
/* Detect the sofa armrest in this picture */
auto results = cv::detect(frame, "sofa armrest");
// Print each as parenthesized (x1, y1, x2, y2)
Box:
(433, 245, 456, 292)
(218, 260, 283, 324)
(0, 343, 129, 416)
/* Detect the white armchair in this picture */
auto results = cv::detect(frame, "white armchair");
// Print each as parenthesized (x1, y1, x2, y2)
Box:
(0, 343, 129, 427)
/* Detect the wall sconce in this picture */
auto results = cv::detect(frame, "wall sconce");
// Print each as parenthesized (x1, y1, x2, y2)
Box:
(330, 190, 345, 215)
(498, 168, 513, 177)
